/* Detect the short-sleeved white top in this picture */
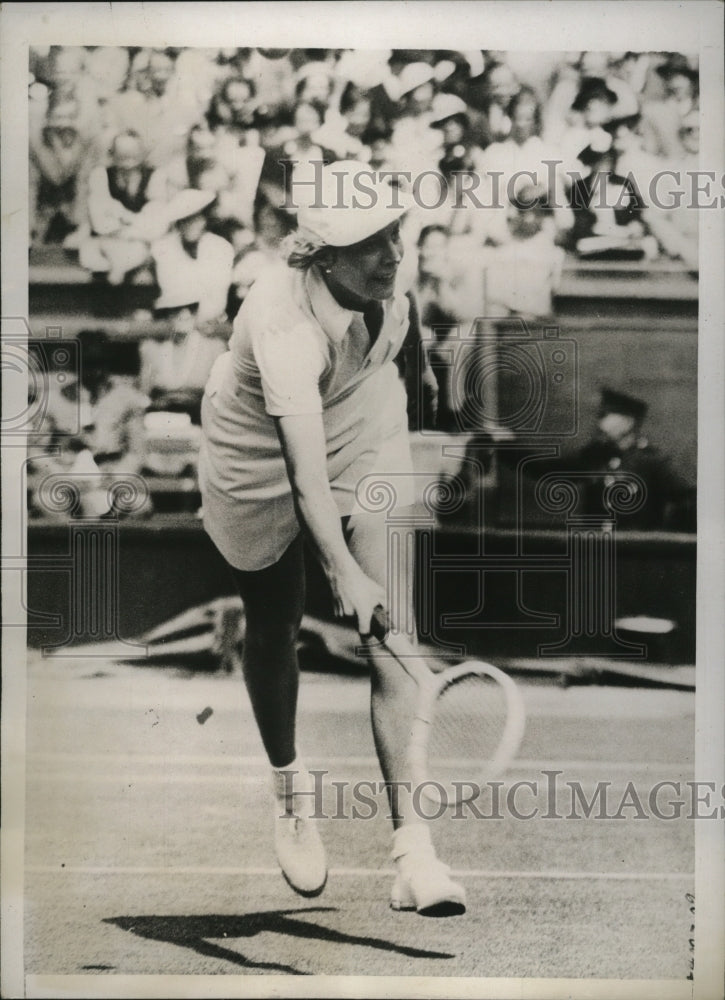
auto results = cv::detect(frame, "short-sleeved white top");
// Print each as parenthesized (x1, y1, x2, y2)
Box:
(199, 260, 414, 571)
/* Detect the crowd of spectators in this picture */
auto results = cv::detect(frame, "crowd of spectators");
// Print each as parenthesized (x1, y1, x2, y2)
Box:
(30, 46, 700, 276)
(27, 46, 699, 524)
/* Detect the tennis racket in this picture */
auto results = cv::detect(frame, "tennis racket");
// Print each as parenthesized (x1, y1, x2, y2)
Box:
(369, 606, 526, 810)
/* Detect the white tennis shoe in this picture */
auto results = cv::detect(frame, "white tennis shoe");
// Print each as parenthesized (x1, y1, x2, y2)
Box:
(272, 764, 327, 897)
(390, 839, 466, 916)
(274, 812, 328, 897)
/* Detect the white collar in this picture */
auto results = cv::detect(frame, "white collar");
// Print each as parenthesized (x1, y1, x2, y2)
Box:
(305, 265, 356, 344)
(305, 264, 406, 345)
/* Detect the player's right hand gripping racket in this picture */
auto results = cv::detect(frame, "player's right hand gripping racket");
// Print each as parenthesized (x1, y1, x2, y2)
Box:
(369, 606, 526, 810)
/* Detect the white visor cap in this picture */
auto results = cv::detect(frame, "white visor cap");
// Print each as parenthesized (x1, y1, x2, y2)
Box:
(296, 160, 414, 248)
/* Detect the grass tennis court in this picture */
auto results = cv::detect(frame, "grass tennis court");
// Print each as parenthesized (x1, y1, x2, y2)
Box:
(23, 648, 695, 988)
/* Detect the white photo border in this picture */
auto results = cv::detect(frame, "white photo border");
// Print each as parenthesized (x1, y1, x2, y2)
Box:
(2, 3, 723, 999)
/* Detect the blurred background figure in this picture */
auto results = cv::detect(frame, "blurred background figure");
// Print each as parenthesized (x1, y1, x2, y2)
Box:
(313, 81, 374, 160)
(29, 93, 94, 245)
(26, 347, 112, 520)
(148, 123, 264, 241)
(362, 121, 395, 171)
(641, 108, 699, 271)
(430, 93, 485, 178)
(139, 287, 228, 425)
(148, 123, 220, 200)
(80, 130, 168, 283)
(110, 48, 201, 169)
(466, 55, 521, 148)
(560, 76, 619, 177)
(76, 330, 154, 515)
(415, 224, 487, 432)
(207, 75, 261, 154)
(151, 189, 234, 326)
(389, 61, 449, 174)
(563, 388, 695, 530)
(479, 86, 571, 244)
(257, 99, 335, 213)
(641, 54, 699, 159)
(293, 59, 336, 111)
(482, 183, 564, 319)
(606, 112, 662, 197)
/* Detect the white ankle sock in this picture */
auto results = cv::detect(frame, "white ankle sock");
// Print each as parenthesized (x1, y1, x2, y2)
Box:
(391, 822, 433, 861)
(271, 757, 314, 807)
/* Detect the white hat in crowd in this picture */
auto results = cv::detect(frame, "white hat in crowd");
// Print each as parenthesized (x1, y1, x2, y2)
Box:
(165, 188, 216, 224)
(154, 281, 201, 311)
(430, 93, 469, 126)
(397, 61, 437, 96)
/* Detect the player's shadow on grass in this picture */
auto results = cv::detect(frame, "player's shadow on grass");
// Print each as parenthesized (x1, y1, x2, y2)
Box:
(105, 907, 454, 974)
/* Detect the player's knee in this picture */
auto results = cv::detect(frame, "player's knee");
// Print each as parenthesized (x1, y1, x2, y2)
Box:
(245, 619, 300, 658)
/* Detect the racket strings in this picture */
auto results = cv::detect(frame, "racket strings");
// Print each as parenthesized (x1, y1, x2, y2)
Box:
(426, 671, 511, 802)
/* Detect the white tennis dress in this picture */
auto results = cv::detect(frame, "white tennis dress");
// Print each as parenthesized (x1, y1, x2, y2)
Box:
(199, 260, 415, 571)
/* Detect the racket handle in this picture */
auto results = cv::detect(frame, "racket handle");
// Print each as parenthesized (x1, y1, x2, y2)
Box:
(369, 604, 391, 643)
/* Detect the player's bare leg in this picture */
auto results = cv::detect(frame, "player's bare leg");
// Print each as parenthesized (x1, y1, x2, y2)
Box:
(346, 513, 466, 915)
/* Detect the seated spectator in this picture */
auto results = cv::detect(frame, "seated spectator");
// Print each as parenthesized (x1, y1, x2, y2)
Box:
(79, 130, 168, 283)
(361, 121, 395, 170)
(29, 93, 94, 244)
(389, 62, 445, 175)
(641, 109, 699, 271)
(109, 48, 201, 168)
(433, 49, 485, 101)
(149, 123, 264, 237)
(479, 87, 572, 243)
(607, 51, 652, 104)
(259, 100, 335, 211)
(84, 45, 131, 102)
(26, 358, 108, 520)
(39, 46, 105, 136)
(174, 47, 232, 116)
(415, 224, 487, 431)
(482, 183, 564, 319)
(147, 124, 218, 201)
(567, 141, 653, 260)
(139, 287, 229, 423)
(207, 75, 260, 153)
(313, 81, 374, 160)
(362, 50, 409, 138)
(542, 51, 585, 146)
(430, 93, 485, 178)
(565, 109, 674, 261)
(466, 57, 521, 147)
(252, 190, 296, 253)
(293, 61, 335, 110)
(75, 330, 154, 515)
(151, 189, 234, 326)
(560, 76, 620, 178)
(126, 48, 154, 96)
(285, 100, 330, 196)
(606, 112, 663, 199)
(641, 55, 698, 160)
(242, 48, 296, 114)
(203, 151, 266, 242)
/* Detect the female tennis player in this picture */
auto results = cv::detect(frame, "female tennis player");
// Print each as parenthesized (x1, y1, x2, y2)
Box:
(199, 160, 465, 916)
